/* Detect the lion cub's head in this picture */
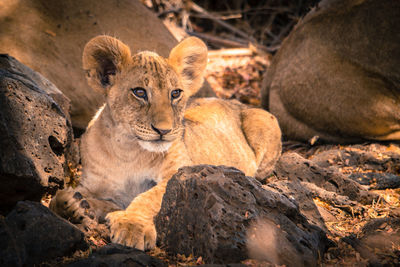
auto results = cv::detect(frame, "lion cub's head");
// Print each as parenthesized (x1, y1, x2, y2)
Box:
(82, 35, 207, 152)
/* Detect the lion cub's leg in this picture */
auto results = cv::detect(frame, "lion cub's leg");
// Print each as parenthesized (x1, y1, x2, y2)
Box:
(241, 108, 282, 180)
(106, 142, 191, 250)
(106, 178, 169, 250)
(50, 186, 120, 227)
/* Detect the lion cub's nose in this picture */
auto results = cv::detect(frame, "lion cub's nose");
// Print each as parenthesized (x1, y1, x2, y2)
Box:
(151, 124, 172, 136)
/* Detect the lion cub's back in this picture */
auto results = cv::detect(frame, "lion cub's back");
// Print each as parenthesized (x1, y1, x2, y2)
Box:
(183, 98, 257, 176)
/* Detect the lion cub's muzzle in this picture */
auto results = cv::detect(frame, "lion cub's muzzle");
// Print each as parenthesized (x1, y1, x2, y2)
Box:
(151, 124, 171, 138)
(133, 123, 182, 152)
(134, 125, 178, 142)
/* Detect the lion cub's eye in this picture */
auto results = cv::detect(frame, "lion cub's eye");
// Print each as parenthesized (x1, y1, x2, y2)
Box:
(131, 87, 148, 100)
(171, 89, 182, 100)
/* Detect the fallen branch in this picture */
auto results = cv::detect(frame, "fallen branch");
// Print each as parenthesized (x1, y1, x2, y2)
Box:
(189, 13, 242, 20)
(301, 182, 363, 215)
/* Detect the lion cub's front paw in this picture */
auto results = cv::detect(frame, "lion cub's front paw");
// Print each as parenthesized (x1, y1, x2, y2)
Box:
(106, 210, 156, 251)
(50, 188, 96, 227)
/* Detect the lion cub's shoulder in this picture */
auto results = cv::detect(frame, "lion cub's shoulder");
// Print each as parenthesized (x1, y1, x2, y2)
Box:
(184, 98, 244, 123)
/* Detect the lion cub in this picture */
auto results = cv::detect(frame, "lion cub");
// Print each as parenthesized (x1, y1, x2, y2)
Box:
(50, 35, 281, 250)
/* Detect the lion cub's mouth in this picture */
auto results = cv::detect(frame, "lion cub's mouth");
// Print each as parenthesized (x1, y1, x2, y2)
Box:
(133, 127, 180, 152)
(137, 139, 172, 153)
(135, 134, 176, 142)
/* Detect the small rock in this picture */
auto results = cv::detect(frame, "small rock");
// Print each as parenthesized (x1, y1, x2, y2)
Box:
(66, 244, 166, 267)
(155, 165, 330, 266)
(0, 55, 74, 213)
(349, 172, 400, 189)
(307, 145, 400, 190)
(0, 201, 87, 266)
(343, 217, 400, 265)
(311, 146, 400, 174)
(274, 153, 376, 204)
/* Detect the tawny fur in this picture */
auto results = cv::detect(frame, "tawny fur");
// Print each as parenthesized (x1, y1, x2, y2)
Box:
(261, 0, 400, 143)
(51, 35, 282, 250)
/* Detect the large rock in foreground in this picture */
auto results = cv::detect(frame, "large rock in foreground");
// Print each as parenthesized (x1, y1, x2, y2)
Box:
(67, 244, 167, 267)
(155, 165, 330, 266)
(0, 201, 87, 266)
(0, 55, 73, 212)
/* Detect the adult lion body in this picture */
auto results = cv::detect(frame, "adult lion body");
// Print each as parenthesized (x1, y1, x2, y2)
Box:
(0, 0, 214, 130)
(261, 0, 400, 143)
(51, 36, 282, 250)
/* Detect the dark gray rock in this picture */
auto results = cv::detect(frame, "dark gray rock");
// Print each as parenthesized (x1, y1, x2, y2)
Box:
(343, 217, 400, 266)
(269, 152, 379, 220)
(0, 201, 87, 266)
(349, 172, 400, 190)
(0, 54, 71, 118)
(265, 179, 328, 232)
(66, 244, 166, 267)
(311, 146, 400, 173)
(0, 55, 74, 213)
(309, 145, 400, 190)
(274, 153, 376, 204)
(155, 165, 331, 266)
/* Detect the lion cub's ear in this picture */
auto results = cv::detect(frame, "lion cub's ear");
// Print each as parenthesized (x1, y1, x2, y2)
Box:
(168, 37, 208, 97)
(82, 35, 131, 93)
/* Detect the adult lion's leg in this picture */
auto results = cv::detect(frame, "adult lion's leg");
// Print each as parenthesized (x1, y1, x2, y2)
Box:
(240, 108, 282, 180)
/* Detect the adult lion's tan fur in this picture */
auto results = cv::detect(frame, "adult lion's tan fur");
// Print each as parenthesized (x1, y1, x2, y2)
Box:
(261, 0, 400, 143)
(51, 36, 281, 250)
(0, 0, 214, 129)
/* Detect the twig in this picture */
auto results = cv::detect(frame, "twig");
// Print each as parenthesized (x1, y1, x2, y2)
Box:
(188, 31, 274, 54)
(301, 182, 364, 214)
(188, 1, 257, 43)
(157, 8, 182, 18)
(193, 6, 292, 16)
(276, 20, 296, 40)
(151, 0, 159, 13)
(187, 31, 248, 48)
(189, 13, 242, 20)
